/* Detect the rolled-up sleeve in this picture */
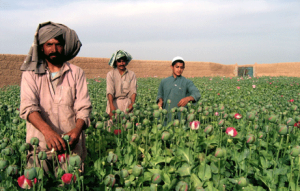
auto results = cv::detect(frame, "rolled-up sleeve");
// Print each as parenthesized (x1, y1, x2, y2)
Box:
(74, 69, 92, 127)
(20, 71, 41, 120)
(128, 73, 137, 99)
(187, 80, 201, 102)
(106, 72, 115, 98)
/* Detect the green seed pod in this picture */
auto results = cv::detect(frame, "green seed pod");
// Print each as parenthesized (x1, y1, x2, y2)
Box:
(38, 151, 47, 160)
(120, 112, 125, 117)
(238, 177, 249, 187)
(30, 137, 39, 146)
(161, 131, 171, 141)
(246, 134, 256, 144)
(258, 131, 264, 139)
(121, 169, 129, 179)
(246, 112, 255, 121)
(150, 184, 158, 191)
(167, 99, 171, 104)
(1, 142, 7, 149)
(291, 105, 298, 111)
(179, 107, 186, 113)
(107, 152, 118, 163)
(203, 111, 209, 116)
(104, 174, 116, 187)
(173, 119, 180, 127)
(115, 187, 125, 191)
(222, 113, 228, 119)
(218, 119, 225, 127)
(143, 119, 150, 126)
(189, 109, 195, 114)
(162, 109, 168, 115)
(268, 115, 278, 123)
(12, 118, 18, 124)
(0, 159, 8, 170)
(278, 124, 288, 135)
(124, 180, 131, 187)
(24, 167, 37, 180)
(204, 125, 214, 134)
(153, 110, 160, 118)
(254, 124, 259, 130)
(151, 173, 162, 184)
(125, 122, 132, 129)
(197, 106, 202, 113)
(6, 165, 18, 176)
(134, 110, 140, 116)
(264, 125, 270, 133)
(2, 147, 14, 156)
(291, 146, 300, 157)
(218, 104, 225, 111)
(116, 109, 121, 114)
(69, 154, 81, 168)
(157, 124, 163, 130)
(95, 121, 104, 129)
(175, 181, 188, 191)
(286, 118, 296, 126)
(63, 135, 70, 141)
(215, 148, 225, 158)
(121, 119, 127, 124)
(171, 107, 177, 113)
(152, 104, 159, 110)
(187, 114, 195, 122)
(132, 165, 143, 177)
(19, 143, 30, 152)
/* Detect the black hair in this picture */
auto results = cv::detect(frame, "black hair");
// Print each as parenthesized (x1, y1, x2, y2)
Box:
(172, 60, 185, 67)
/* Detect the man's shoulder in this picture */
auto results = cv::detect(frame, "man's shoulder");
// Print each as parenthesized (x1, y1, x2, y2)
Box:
(66, 62, 84, 72)
(161, 76, 173, 83)
(127, 69, 136, 76)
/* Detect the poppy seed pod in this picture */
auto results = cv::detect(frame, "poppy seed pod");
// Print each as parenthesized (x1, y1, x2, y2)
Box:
(246, 134, 256, 144)
(24, 167, 37, 180)
(30, 137, 39, 146)
(204, 125, 214, 134)
(151, 173, 162, 184)
(215, 148, 225, 158)
(104, 174, 116, 187)
(175, 181, 188, 191)
(69, 154, 81, 168)
(238, 177, 249, 187)
(38, 151, 47, 160)
(290, 146, 300, 157)
(161, 131, 171, 141)
(132, 165, 143, 177)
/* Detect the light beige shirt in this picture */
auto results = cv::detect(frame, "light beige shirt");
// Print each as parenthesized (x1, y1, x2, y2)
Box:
(106, 69, 137, 113)
(20, 62, 92, 160)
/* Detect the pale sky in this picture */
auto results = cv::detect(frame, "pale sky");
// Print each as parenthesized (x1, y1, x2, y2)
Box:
(0, 0, 299, 65)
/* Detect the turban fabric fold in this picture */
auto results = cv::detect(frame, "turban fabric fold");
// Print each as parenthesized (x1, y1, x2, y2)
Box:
(108, 50, 132, 68)
(20, 21, 82, 73)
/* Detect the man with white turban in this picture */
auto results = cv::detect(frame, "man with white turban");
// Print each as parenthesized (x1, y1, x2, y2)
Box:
(106, 50, 137, 119)
(20, 21, 92, 173)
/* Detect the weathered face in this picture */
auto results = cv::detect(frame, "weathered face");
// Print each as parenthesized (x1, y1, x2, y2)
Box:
(41, 38, 64, 64)
(116, 58, 127, 71)
(171, 62, 185, 77)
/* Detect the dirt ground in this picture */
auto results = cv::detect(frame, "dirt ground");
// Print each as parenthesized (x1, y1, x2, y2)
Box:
(0, 54, 299, 88)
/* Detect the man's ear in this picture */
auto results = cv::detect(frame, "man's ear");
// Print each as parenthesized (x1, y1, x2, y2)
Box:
(170, 65, 173, 70)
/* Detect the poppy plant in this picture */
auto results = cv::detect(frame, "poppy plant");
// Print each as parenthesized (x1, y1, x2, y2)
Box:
(234, 113, 242, 119)
(225, 127, 238, 137)
(189, 121, 200, 130)
(114, 129, 121, 135)
(61, 173, 76, 184)
(18, 175, 37, 189)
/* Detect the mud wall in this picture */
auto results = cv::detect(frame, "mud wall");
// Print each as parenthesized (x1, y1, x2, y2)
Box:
(0, 54, 299, 87)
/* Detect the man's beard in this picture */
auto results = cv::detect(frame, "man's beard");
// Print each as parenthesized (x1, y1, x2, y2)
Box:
(45, 53, 64, 65)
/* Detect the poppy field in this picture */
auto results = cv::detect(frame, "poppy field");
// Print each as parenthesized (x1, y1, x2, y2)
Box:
(1, 76, 300, 190)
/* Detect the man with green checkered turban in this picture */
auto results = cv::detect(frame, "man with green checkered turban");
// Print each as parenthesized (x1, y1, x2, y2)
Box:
(106, 50, 137, 119)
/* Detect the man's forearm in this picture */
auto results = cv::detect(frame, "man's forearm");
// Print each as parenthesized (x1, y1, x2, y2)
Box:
(28, 111, 53, 135)
(107, 94, 115, 108)
(75, 118, 85, 133)
(130, 93, 136, 104)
